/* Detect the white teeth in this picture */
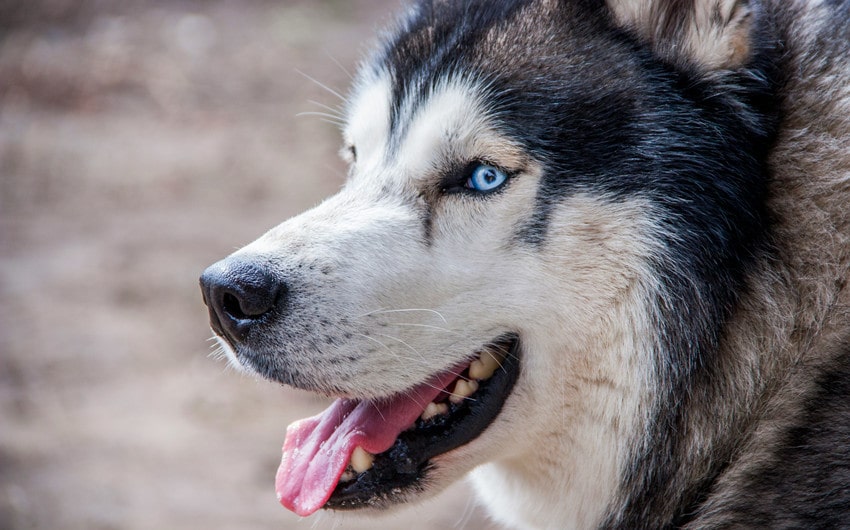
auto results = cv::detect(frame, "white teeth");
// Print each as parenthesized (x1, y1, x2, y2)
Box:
(341, 347, 511, 482)
(341, 447, 374, 481)
(415, 346, 508, 425)
(350, 446, 374, 473)
(469, 348, 505, 380)
(449, 379, 479, 404)
(420, 401, 449, 421)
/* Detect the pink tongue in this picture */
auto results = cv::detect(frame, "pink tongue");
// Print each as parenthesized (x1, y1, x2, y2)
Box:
(275, 370, 460, 516)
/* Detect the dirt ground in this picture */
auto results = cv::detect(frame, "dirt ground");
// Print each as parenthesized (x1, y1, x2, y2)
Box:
(0, 1, 495, 528)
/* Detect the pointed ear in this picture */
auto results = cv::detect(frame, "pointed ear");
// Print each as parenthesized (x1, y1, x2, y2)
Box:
(606, 0, 754, 71)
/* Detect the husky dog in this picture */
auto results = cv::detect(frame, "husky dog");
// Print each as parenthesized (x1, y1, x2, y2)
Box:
(200, 0, 850, 527)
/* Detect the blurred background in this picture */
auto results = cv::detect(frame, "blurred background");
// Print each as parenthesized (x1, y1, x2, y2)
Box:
(0, 1, 494, 528)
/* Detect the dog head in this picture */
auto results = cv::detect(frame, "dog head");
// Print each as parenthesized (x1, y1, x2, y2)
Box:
(201, 0, 775, 526)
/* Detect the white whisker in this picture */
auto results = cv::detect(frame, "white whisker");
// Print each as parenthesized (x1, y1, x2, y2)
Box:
(373, 337, 460, 398)
(375, 332, 467, 382)
(296, 69, 345, 101)
(295, 111, 345, 125)
(370, 401, 386, 422)
(374, 332, 425, 360)
(324, 51, 353, 80)
(307, 99, 345, 117)
(353, 333, 424, 365)
(387, 322, 462, 335)
(358, 307, 449, 324)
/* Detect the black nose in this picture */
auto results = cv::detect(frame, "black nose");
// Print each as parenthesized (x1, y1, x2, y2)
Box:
(199, 257, 284, 344)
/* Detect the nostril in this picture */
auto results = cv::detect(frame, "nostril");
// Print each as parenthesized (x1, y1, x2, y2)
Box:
(220, 281, 283, 321)
(222, 292, 248, 320)
(199, 257, 284, 343)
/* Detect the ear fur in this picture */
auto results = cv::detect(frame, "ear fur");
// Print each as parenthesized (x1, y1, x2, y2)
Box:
(606, 0, 754, 72)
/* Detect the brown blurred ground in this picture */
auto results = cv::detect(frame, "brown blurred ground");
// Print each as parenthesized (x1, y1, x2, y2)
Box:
(0, 1, 495, 528)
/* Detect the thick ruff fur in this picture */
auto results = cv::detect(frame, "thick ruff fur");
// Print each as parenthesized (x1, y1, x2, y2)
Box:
(201, 0, 850, 527)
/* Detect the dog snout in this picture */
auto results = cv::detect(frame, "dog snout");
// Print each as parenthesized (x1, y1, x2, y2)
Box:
(199, 257, 284, 344)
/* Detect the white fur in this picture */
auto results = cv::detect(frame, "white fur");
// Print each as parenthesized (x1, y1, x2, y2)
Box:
(231, 75, 665, 527)
(344, 71, 392, 173)
(465, 196, 662, 529)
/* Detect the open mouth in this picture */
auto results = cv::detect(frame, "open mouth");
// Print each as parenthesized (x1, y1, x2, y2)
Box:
(275, 334, 521, 516)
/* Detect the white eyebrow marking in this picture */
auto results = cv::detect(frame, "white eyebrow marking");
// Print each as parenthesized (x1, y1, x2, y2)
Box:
(344, 71, 393, 172)
(396, 80, 490, 178)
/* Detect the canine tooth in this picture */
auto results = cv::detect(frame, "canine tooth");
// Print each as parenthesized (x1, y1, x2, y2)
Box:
(420, 401, 449, 421)
(450, 379, 479, 404)
(350, 446, 374, 473)
(469, 350, 504, 380)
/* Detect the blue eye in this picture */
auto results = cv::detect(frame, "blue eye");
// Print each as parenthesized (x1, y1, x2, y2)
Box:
(466, 164, 508, 193)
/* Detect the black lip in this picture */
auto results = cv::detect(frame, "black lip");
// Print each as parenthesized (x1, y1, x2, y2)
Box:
(324, 334, 521, 510)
